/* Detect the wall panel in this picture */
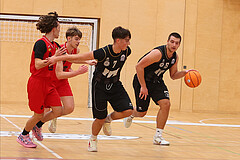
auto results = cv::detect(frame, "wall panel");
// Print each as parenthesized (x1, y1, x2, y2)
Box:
(156, 0, 185, 111)
(62, 0, 102, 17)
(181, 0, 198, 111)
(1, 0, 33, 13)
(218, 0, 240, 113)
(1, 0, 240, 113)
(1, 42, 32, 103)
(193, 0, 223, 112)
(126, 0, 158, 104)
(33, 0, 64, 15)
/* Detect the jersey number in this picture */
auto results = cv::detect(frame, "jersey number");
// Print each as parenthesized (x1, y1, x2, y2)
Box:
(112, 60, 117, 68)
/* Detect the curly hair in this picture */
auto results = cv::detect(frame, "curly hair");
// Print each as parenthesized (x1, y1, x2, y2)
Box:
(36, 11, 59, 33)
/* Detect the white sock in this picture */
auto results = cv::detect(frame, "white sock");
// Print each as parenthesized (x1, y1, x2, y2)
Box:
(155, 128, 163, 137)
(105, 113, 113, 123)
(91, 135, 97, 140)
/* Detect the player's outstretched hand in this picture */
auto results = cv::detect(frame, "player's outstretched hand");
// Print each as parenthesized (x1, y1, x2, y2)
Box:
(77, 65, 88, 75)
(55, 47, 67, 56)
(86, 60, 97, 66)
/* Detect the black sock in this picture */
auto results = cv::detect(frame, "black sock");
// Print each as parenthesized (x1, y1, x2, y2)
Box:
(36, 121, 44, 128)
(22, 128, 29, 135)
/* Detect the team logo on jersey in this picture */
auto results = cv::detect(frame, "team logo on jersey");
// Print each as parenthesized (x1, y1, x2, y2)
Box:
(48, 48, 51, 52)
(171, 59, 175, 64)
(104, 57, 110, 66)
(164, 91, 169, 98)
(120, 55, 125, 61)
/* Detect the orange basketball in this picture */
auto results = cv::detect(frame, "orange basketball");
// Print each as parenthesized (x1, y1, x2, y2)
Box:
(184, 70, 201, 88)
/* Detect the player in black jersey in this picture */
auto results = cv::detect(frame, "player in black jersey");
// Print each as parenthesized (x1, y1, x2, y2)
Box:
(124, 32, 191, 145)
(48, 26, 133, 152)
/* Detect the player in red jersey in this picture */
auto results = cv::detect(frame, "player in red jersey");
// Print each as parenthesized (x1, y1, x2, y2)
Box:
(16, 12, 66, 148)
(47, 26, 96, 133)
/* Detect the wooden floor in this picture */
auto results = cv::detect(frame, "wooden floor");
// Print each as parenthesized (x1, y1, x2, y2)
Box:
(1, 103, 240, 160)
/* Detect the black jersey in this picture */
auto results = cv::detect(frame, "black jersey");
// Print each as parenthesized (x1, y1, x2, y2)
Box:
(33, 39, 61, 59)
(140, 45, 177, 82)
(93, 44, 131, 84)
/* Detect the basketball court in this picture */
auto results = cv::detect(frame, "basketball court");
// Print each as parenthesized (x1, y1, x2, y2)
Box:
(1, 103, 240, 160)
(1, 0, 240, 159)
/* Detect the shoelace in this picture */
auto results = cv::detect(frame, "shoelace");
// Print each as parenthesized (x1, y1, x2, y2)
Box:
(127, 119, 132, 122)
(34, 127, 42, 136)
(22, 135, 33, 144)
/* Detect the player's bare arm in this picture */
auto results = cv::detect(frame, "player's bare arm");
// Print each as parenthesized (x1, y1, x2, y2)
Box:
(55, 61, 88, 80)
(64, 48, 85, 63)
(69, 59, 97, 65)
(35, 58, 51, 70)
(136, 49, 162, 100)
(169, 55, 187, 80)
(48, 51, 94, 65)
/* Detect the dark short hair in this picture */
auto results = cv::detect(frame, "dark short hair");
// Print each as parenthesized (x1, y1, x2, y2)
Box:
(168, 32, 181, 43)
(112, 26, 131, 40)
(36, 11, 58, 33)
(66, 26, 82, 39)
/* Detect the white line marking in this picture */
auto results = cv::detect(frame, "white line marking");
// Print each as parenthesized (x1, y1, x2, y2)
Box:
(1, 114, 240, 128)
(199, 117, 240, 124)
(2, 116, 22, 130)
(1, 115, 63, 159)
(0, 131, 139, 140)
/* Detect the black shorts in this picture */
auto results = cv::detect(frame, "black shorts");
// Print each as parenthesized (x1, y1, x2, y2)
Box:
(92, 80, 133, 119)
(132, 74, 169, 112)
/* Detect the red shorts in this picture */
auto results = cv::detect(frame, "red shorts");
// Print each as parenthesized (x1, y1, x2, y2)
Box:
(54, 79, 73, 97)
(27, 76, 62, 114)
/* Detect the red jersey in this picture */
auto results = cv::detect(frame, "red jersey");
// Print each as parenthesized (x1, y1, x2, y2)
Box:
(60, 42, 77, 72)
(30, 36, 58, 78)
(51, 42, 77, 81)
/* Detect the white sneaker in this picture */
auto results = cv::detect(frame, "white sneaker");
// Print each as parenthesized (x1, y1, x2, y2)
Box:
(123, 116, 133, 128)
(153, 135, 170, 145)
(102, 122, 112, 136)
(88, 138, 97, 152)
(48, 118, 57, 133)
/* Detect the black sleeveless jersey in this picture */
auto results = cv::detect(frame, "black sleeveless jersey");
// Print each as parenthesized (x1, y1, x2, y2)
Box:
(139, 45, 177, 82)
(93, 44, 131, 84)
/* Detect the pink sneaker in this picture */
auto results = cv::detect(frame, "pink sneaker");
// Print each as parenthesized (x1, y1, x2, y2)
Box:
(17, 134, 37, 148)
(32, 125, 43, 141)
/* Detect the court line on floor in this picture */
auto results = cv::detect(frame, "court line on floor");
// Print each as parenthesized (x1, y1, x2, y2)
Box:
(199, 117, 240, 124)
(1, 114, 240, 128)
(137, 117, 240, 156)
(1, 115, 63, 159)
(1, 114, 240, 157)
(0, 131, 140, 140)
